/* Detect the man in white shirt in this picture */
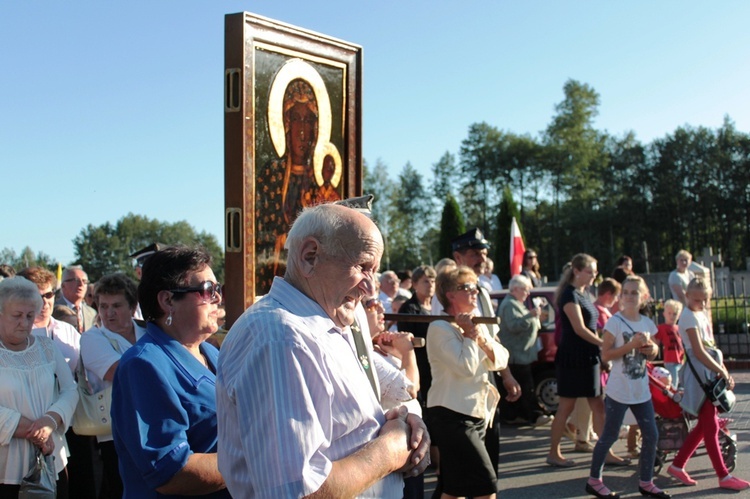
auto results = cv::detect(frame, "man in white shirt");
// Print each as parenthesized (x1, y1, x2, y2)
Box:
(217, 204, 430, 498)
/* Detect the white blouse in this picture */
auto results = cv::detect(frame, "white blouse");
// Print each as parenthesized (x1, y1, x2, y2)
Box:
(0, 336, 79, 483)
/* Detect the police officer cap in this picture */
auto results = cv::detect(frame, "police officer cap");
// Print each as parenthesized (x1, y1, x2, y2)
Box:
(451, 227, 490, 252)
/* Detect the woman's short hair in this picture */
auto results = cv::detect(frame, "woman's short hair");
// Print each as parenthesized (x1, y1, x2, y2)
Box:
(53, 304, 77, 322)
(16, 266, 57, 290)
(95, 273, 139, 309)
(0, 264, 17, 279)
(435, 265, 476, 310)
(675, 250, 692, 262)
(138, 246, 212, 322)
(508, 274, 532, 292)
(0, 277, 43, 314)
(434, 258, 456, 274)
(411, 265, 436, 285)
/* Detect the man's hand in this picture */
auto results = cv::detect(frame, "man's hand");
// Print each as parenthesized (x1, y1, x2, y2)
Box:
(502, 371, 522, 402)
(403, 412, 430, 477)
(381, 407, 431, 477)
(379, 406, 414, 473)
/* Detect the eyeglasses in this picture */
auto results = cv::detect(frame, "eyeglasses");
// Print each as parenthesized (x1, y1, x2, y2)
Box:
(169, 281, 222, 303)
(526, 255, 537, 260)
(40, 291, 56, 300)
(63, 278, 89, 285)
(364, 298, 381, 310)
(455, 282, 478, 292)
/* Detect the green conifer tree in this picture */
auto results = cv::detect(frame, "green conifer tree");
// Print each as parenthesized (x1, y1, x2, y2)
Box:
(439, 194, 465, 260)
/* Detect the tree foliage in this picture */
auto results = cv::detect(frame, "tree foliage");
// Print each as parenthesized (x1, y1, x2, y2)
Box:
(72, 213, 224, 281)
(0, 247, 56, 272)
(438, 194, 465, 261)
(361, 80, 750, 279)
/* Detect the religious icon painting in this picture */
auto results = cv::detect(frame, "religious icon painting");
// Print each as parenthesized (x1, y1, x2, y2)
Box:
(224, 12, 363, 324)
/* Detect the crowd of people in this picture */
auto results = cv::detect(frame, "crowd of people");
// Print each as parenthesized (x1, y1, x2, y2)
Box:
(0, 201, 747, 499)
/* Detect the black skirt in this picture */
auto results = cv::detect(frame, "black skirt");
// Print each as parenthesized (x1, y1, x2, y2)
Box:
(555, 348, 602, 398)
(427, 406, 498, 496)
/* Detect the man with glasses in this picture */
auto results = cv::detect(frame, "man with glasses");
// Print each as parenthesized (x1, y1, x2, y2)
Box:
(217, 203, 430, 498)
(57, 266, 97, 332)
(452, 228, 522, 479)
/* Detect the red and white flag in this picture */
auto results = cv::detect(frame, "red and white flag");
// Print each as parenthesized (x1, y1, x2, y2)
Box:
(510, 217, 526, 277)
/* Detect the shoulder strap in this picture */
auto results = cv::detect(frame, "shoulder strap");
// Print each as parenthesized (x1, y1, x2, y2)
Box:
(684, 353, 709, 390)
(99, 329, 125, 354)
(615, 314, 637, 333)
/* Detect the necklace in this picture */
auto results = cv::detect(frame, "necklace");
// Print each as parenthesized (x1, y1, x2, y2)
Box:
(0, 336, 30, 351)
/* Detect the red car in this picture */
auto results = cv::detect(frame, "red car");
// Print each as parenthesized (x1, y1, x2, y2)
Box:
(490, 286, 559, 412)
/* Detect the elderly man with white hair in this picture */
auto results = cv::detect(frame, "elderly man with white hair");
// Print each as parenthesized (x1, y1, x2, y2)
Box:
(497, 274, 552, 427)
(217, 203, 430, 498)
(378, 271, 400, 313)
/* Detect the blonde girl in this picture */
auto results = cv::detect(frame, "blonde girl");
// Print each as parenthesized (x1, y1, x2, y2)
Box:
(667, 278, 749, 491)
(585, 275, 667, 499)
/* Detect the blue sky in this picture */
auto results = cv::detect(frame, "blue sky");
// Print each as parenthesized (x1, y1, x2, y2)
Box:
(2, 1, 749, 265)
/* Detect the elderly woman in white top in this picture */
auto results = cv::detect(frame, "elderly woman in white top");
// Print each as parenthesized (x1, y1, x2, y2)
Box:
(80, 273, 146, 499)
(0, 277, 78, 497)
(426, 265, 509, 499)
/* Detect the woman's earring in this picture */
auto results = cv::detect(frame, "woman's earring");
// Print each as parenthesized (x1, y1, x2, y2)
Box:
(166, 311, 173, 326)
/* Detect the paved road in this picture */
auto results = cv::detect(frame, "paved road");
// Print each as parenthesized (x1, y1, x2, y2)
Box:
(423, 370, 750, 498)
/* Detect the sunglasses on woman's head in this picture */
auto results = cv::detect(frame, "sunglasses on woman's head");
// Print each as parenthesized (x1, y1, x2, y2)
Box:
(169, 281, 222, 303)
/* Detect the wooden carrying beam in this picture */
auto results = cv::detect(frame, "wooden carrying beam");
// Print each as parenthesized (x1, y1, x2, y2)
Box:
(383, 314, 501, 326)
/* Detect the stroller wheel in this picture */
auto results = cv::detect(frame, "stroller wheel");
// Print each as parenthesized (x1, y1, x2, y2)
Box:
(722, 435, 737, 472)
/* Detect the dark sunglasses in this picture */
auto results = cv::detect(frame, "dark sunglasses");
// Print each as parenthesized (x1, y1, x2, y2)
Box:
(169, 281, 222, 303)
(455, 282, 478, 292)
(364, 298, 381, 310)
(40, 291, 56, 299)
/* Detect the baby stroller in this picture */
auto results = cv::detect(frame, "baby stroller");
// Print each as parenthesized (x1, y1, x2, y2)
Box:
(648, 364, 737, 474)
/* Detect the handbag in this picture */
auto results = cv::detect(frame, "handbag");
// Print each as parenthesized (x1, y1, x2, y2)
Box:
(71, 333, 122, 436)
(19, 450, 56, 499)
(684, 352, 736, 413)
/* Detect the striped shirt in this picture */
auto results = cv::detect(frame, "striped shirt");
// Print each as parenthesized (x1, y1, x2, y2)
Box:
(217, 277, 403, 498)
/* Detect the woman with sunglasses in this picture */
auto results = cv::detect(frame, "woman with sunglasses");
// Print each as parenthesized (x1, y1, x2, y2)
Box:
(362, 296, 420, 412)
(521, 250, 542, 288)
(111, 246, 229, 498)
(79, 272, 145, 499)
(426, 265, 508, 499)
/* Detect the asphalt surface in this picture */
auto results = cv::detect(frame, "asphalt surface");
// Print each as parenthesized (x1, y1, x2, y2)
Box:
(423, 370, 750, 498)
